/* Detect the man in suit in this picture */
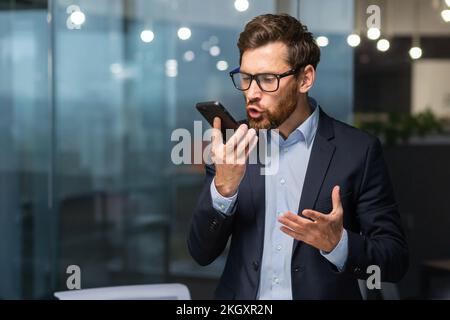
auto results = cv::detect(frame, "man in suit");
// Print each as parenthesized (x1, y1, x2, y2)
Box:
(188, 13, 409, 299)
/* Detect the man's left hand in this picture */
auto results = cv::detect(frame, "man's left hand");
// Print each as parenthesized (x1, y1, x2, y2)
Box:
(278, 185, 344, 253)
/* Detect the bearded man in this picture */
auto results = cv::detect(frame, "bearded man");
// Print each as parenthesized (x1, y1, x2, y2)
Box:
(188, 13, 409, 300)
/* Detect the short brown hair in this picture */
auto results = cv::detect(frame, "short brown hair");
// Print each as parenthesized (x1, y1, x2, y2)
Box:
(237, 13, 321, 70)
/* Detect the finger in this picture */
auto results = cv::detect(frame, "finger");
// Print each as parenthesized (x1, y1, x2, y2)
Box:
(212, 117, 223, 148)
(283, 211, 313, 224)
(332, 185, 342, 213)
(302, 209, 325, 222)
(235, 137, 247, 165)
(237, 128, 256, 159)
(278, 214, 302, 232)
(225, 125, 248, 164)
(225, 124, 248, 155)
(236, 124, 249, 142)
(280, 226, 304, 241)
(215, 145, 226, 165)
(245, 133, 258, 158)
(279, 211, 312, 229)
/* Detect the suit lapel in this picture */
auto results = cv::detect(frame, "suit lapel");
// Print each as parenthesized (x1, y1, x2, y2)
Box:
(247, 161, 265, 255)
(293, 107, 336, 254)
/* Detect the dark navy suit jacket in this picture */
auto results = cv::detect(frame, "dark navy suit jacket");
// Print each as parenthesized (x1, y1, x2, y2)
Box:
(188, 107, 409, 300)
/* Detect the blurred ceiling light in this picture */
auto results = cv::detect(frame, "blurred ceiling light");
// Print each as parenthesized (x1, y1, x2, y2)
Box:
(177, 27, 191, 40)
(441, 9, 450, 22)
(376, 39, 390, 52)
(165, 59, 178, 77)
(409, 47, 422, 59)
(216, 60, 229, 71)
(183, 50, 195, 62)
(446, 0, 450, 7)
(234, 0, 249, 12)
(70, 11, 85, 26)
(110, 63, 123, 75)
(140, 30, 154, 43)
(209, 46, 221, 56)
(316, 36, 329, 47)
(347, 34, 361, 47)
(367, 27, 381, 40)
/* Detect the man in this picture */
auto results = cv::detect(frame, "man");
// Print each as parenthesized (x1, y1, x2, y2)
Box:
(188, 13, 409, 299)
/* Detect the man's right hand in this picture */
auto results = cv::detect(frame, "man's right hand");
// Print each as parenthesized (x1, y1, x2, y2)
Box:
(211, 117, 258, 197)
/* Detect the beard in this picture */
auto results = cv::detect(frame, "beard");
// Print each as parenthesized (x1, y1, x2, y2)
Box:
(247, 80, 299, 131)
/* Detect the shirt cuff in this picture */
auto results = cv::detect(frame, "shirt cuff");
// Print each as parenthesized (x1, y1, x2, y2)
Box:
(210, 178, 238, 216)
(320, 229, 348, 272)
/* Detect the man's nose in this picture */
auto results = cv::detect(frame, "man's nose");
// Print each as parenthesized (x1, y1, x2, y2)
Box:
(246, 79, 262, 100)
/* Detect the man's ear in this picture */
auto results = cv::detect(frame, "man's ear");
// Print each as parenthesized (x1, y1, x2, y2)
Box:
(298, 65, 316, 94)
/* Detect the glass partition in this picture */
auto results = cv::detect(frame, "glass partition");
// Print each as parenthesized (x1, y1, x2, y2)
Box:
(0, 0, 353, 299)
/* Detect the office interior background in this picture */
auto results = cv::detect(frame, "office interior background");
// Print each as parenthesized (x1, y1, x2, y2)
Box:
(0, 0, 449, 300)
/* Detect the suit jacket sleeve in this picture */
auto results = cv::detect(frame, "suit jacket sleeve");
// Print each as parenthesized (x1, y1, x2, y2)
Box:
(187, 164, 235, 266)
(344, 137, 409, 282)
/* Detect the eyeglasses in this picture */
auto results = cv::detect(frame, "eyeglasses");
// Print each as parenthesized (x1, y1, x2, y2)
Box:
(229, 66, 301, 93)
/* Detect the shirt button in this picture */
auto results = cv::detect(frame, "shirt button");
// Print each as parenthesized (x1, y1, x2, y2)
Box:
(209, 219, 219, 232)
(220, 204, 225, 210)
(276, 245, 282, 251)
(284, 148, 288, 153)
(273, 277, 279, 285)
(280, 178, 285, 185)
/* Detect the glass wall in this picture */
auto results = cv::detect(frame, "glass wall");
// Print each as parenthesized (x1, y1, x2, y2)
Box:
(0, 1, 54, 299)
(0, 0, 354, 299)
(299, 0, 355, 123)
(51, 0, 278, 295)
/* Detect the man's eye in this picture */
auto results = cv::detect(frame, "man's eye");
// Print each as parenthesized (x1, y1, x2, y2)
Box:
(241, 75, 251, 82)
(260, 76, 276, 83)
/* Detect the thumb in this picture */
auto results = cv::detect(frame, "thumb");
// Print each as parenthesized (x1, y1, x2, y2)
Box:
(331, 185, 342, 213)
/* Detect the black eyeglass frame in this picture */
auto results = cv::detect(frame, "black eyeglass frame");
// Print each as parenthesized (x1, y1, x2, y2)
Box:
(229, 66, 302, 92)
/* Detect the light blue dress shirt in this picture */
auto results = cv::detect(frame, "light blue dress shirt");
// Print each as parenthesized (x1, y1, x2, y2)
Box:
(210, 98, 348, 300)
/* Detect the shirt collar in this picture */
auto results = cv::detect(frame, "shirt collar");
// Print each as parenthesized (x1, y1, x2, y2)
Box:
(296, 96, 320, 149)
(276, 97, 320, 149)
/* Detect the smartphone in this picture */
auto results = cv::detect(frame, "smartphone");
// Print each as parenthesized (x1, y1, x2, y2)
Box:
(196, 101, 240, 140)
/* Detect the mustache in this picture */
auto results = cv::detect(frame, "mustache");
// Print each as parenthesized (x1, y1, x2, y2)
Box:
(247, 104, 263, 110)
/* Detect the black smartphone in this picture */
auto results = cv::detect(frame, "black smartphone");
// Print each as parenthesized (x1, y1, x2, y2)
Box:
(196, 101, 240, 140)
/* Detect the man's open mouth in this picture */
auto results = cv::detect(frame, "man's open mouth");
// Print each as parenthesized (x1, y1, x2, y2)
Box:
(247, 106, 264, 119)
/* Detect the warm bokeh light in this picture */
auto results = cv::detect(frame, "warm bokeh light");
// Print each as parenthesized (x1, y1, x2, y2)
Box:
(409, 46, 423, 59)
(177, 27, 191, 40)
(70, 11, 85, 26)
(234, 0, 249, 12)
(377, 39, 390, 52)
(347, 34, 361, 47)
(216, 60, 229, 71)
(316, 36, 329, 47)
(140, 30, 154, 43)
(367, 27, 381, 40)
